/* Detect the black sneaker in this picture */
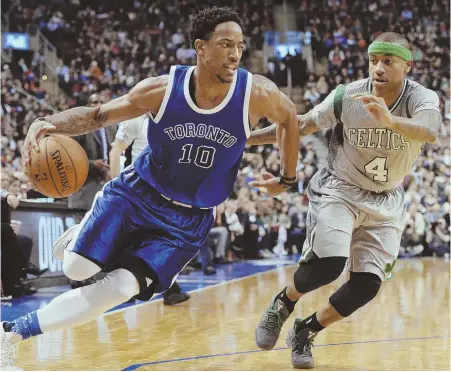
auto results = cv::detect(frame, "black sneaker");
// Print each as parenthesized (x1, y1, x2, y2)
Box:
(203, 265, 216, 275)
(163, 292, 190, 306)
(24, 263, 48, 277)
(213, 257, 230, 265)
(7, 283, 38, 298)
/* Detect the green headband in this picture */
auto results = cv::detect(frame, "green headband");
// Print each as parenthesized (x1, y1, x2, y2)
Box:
(368, 42, 412, 61)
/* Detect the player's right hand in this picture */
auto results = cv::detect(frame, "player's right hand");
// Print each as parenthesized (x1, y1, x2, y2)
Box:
(249, 171, 290, 197)
(21, 120, 56, 165)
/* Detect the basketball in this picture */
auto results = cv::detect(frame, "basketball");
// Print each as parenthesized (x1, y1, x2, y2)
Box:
(26, 135, 89, 198)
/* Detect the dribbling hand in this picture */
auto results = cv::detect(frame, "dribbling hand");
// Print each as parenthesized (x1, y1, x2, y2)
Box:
(21, 120, 56, 165)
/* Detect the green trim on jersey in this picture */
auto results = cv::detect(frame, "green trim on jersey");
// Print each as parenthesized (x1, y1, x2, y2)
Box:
(333, 84, 346, 123)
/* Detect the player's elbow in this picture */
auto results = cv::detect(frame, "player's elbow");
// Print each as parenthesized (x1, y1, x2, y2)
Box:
(279, 103, 298, 131)
(424, 130, 437, 143)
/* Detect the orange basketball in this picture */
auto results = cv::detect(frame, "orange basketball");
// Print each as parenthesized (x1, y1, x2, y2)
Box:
(26, 135, 89, 198)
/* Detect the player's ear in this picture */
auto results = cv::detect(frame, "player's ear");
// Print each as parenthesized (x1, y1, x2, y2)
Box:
(194, 39, 206, 55)
(404, 60, 412, 75)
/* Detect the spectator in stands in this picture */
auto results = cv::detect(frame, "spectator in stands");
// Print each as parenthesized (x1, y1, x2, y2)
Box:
(426, 218, 450, 257)
(1, 190, 39, 298)
(209, 203, 231, 264)
(400, 203, 426, 257)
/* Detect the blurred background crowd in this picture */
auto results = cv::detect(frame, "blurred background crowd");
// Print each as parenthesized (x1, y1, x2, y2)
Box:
(1, 0, 449, 299)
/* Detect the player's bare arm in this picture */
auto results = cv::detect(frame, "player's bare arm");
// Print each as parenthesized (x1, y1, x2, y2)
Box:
(354, 94, 441, 143)
(390, 110, 441, 143)
(247, 110, 320, 145)
(21, 76, 168, 163)
(247, 75, 299, 195)
(249, 75, 299, 176)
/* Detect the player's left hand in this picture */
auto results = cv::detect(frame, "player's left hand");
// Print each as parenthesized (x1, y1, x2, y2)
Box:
(353, 94, 394, 127)
(248, 172, 290, 196)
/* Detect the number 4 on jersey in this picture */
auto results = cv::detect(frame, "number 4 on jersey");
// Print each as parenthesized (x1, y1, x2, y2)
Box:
(364, 157, 388, 182)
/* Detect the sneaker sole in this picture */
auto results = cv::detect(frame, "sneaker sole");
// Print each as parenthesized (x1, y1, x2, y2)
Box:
(292, 360, 315, 369)
(255, 327, 278, 350)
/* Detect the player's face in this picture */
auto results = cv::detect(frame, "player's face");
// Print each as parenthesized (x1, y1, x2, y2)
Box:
(197, 21, 244, 83)
(369, 53, 411, 94)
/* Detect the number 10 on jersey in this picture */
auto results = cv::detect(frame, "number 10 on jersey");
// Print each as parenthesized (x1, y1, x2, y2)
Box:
(364, 156, 388, 182)
(178, 144, 216, 169)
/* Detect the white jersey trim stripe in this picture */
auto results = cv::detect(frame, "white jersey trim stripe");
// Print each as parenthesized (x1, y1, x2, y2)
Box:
(153, 65, 176, 123)
(367, 78, 408, 113)
(389, 79, 407, 113)
(243, 72, 253, 138)
(183, 66, 237, 115)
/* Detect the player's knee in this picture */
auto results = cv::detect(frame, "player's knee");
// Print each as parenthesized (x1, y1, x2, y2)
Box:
(293, 255, 347, 293)
(329, 271, 382, 317)
(63, 251, 101, 281)
(102, 269, 140, 300)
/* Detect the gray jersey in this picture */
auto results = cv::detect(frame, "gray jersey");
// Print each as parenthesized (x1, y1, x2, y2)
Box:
(312, 78, 441, 192)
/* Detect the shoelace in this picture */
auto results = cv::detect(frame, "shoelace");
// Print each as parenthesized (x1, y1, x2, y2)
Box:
(293, 335, 314, 355)
(262, 308, 283, 331)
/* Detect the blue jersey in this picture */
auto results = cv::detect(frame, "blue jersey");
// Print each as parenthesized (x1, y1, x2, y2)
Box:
(134, 65, 252, 208)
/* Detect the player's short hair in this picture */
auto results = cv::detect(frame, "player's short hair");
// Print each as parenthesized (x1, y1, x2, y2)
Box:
(373, 32, 410, 49)
(188, 6, 243, 49)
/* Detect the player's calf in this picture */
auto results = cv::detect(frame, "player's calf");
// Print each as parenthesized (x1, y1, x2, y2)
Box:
(1, 267, 140, 370)
(255, 255, 347, 351)
(285, 271, 382, 368)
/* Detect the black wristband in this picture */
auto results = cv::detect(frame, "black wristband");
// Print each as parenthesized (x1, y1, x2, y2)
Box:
(277, 177, 296, 189)
(280, 175, 297, 182)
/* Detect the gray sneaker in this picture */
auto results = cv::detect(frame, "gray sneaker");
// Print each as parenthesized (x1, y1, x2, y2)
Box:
(286, 319, 316, 369)
(255, 299, 290, 350)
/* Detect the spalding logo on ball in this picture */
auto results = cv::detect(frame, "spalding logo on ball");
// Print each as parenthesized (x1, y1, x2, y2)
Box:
(26, 135, 89, 198)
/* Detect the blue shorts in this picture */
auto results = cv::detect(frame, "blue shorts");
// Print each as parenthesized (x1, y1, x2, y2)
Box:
(70, 166, 214, 299)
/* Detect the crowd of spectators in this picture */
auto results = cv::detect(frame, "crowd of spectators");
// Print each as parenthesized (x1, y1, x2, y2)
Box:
(1, 0, 449, 296)
(8, 0, 273, 101)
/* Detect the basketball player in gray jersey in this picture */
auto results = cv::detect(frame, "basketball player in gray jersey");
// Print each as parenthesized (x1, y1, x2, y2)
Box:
(248, 32, 442, 369)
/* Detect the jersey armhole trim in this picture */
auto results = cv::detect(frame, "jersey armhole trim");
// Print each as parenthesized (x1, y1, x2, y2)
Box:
(333, 84, 346, 123)
(243, 72, 253, 138)
(153, 66, 176, 123)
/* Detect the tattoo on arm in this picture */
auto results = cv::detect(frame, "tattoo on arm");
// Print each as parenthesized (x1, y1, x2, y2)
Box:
(45, 106, 109, 136)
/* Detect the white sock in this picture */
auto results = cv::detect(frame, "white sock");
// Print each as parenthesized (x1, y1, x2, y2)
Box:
(37, 269, 139, 334)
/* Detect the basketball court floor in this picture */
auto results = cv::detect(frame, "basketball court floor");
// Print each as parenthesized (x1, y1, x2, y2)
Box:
(1, 256, 449, 371)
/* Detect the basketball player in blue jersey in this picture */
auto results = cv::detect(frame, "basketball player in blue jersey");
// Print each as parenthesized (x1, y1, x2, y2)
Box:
(2, 7, 300, 368)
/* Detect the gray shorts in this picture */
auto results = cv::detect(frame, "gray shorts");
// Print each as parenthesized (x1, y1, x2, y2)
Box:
(300, 168, 407, 281)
